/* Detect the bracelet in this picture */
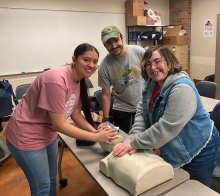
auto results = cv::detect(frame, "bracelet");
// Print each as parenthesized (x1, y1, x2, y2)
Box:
(102, 117, 109, 123)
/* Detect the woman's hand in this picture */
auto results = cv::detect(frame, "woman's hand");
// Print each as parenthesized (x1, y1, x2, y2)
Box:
(95, 127, 119, 144)
(67, 120, 77, 126)
(91, 129, 101, 133)
(112, 139, 137, 156)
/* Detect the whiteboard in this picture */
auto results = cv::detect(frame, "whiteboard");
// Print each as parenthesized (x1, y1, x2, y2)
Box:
(0, 8, 126, 76)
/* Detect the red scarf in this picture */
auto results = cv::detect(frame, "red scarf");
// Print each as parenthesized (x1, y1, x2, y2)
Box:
(149, 83, 160, 114)
(149, 83, 161, 155)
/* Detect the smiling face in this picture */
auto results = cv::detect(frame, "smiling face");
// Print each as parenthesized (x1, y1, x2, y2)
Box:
(103, 35, 125, 59)
(72, 50, 99, 82)
(145, 50, 169, 88)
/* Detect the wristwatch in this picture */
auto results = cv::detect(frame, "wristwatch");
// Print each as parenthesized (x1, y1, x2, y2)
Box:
(102, 117, 109, 123)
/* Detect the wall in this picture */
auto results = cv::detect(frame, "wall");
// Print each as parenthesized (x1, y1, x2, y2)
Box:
(5, 1, 219, 88)
(0, 0, 126, 89)
(0, 0, 170, 90)
(215, 15, 220, 99)
(169, 0, 191, 74)
(0, 7, 126, 77)
(0, 0, 169, 25)
(0, 0, 126, 13)
(190, 0, 220, 80)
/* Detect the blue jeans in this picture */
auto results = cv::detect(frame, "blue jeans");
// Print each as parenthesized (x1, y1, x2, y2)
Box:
(7, 138, 58, 196)
(182, 127, 219, 187)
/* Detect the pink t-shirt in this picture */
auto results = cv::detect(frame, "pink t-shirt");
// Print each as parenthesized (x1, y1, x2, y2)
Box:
(3, 65, 81, 151)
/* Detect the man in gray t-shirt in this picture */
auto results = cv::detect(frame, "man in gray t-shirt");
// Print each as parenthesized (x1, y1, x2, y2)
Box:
(98, 26, 145, 133)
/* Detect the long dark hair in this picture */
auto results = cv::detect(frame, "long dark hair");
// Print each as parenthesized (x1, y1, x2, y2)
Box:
(73, 43, 99, 128)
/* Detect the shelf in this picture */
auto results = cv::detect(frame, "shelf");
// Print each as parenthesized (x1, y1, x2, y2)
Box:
(128, 25, 165, 27)
(127, 26, 163, 46)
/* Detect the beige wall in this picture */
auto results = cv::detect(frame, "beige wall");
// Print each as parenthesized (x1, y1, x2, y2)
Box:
(0, 0, 169, 24)
(215, 14, 220, 99)
(191, 0, 220, 80)
(0, 0, 126, 13)
(0, 0, 126, 89)
(0, 0, 169, 90)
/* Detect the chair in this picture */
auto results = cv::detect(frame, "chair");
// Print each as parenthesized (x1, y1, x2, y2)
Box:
(85, 78, 101, 113)
(210, 103, 220, 192)
(0, 139, 11, 167)
(210, 102, 220, 177)
(1, 83, 31, 167)
(0, 81, 14, 166)
(15, 84, 31, 100)
(210, 103, 220, 133)
(85, 77, 93, 88)
(195, 81, 217, 99)
(94, 90, 114, 118)
(204, 74, 215, 82)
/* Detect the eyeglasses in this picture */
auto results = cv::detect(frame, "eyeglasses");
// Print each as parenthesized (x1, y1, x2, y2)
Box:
(144, 59, 165, 70)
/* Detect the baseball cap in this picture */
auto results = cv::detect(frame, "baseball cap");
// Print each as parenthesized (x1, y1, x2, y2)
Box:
(101, 26, 121, 43)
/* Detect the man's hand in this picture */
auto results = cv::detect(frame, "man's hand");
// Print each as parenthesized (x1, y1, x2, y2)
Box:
(112, 139, 137, 156)
(98, 122, 109, 130)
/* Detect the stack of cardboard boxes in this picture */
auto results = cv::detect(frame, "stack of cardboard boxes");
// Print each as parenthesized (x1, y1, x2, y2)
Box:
(126, 0, 146, 26)
(159, 25, 188, 69)
(125, 1, 188, 69)
(125, 0, 162, 26)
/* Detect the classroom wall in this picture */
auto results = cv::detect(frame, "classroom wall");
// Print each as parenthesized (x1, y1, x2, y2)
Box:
(0, 0, 126, 13)
(0, 0, 169, 25)
(0, 0, 169, 90)
(215, 14, 220, 99)
(0, 0, 126, 89)
(170, 0, 191, 74)
(190, 0, 220, 80)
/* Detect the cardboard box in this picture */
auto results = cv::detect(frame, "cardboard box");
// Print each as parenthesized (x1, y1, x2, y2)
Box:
(126, 16, 146, 26)
(160, 25, 187, 45)
(126, 0, 144, 17)
(178, 57, 188, 68)
(166, 45, 188, 59)
(166, 45, 188, 68)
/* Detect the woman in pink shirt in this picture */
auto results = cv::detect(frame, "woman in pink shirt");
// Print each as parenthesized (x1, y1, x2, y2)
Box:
(3, 43, 118, 196)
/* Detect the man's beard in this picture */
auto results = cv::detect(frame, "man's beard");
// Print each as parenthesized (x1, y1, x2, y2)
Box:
(111, 44, 124, 57)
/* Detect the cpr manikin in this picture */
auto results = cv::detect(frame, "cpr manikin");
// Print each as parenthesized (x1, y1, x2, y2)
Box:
(99, 133, 174, 196)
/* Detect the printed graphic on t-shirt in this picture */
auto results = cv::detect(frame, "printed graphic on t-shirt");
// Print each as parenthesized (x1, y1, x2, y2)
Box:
(115, 64, 139, 87)
(65, 94, 76, 119)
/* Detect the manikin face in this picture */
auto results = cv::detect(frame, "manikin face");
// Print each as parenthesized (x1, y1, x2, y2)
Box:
(145, 50, 169, 87)
(103, 35, 124, 58)
(72, 50, 98, 82)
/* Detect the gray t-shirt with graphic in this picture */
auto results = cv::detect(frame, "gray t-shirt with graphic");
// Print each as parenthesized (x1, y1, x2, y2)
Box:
(98, 45, 145, 113)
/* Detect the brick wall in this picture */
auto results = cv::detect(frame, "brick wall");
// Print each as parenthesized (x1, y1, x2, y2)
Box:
(169, 0, 192, 73)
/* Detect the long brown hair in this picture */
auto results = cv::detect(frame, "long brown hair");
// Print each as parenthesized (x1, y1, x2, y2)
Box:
(73, 43, 99, 128)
